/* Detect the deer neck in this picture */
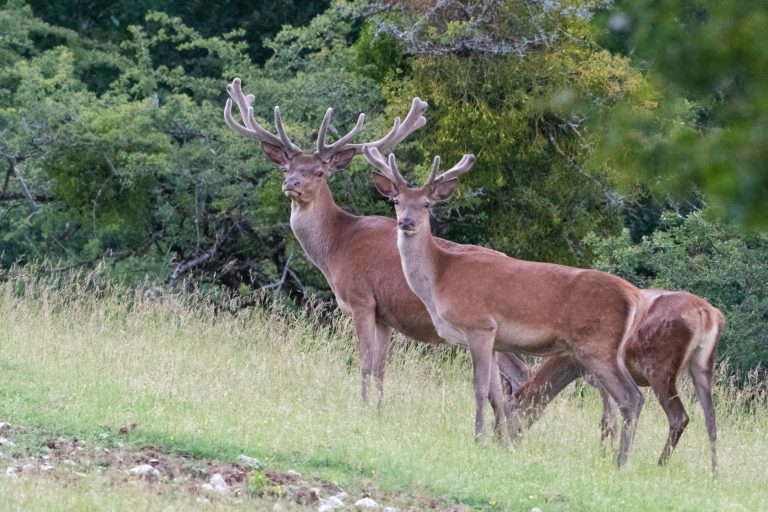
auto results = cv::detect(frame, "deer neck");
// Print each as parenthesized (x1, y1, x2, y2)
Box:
(288, 182, 349, 276)
(396, 227, 441, 313)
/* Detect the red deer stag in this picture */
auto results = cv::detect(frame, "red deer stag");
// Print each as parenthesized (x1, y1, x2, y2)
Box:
(223, 78, 525, 418)
(363, 148, 647, 466)
(507, 289, 724, 472)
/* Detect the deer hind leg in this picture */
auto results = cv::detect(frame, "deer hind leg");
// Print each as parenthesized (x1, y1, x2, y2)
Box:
(597, 382, 619, 449)
(467, 329, 501, 443)
(372, 322, 393, 406)
(576, 351, 644, 468)
(689, 355, 718, 474)
(489, 355, 512, 448)
(653, 378, 689, 466)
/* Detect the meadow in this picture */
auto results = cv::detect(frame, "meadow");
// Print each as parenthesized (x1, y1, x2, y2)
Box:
(0, 268, 766, 511)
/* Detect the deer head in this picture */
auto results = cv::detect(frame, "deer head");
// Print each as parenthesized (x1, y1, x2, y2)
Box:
(362, 147, 475, 235)
(224, 78, 428, 205)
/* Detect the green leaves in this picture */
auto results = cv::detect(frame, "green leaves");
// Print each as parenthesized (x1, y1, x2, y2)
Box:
(586, 210, 768, 376)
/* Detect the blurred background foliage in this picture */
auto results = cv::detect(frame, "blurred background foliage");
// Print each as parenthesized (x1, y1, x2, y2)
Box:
(0, 0, 765, 376)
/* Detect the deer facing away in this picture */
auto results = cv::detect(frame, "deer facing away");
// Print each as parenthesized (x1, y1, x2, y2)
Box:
(506, 288, 724, 472)
(364, 147, 647, 466)
(223, 78, 526, 414)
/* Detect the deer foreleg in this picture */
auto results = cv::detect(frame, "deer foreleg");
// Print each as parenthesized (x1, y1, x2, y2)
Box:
(352, 310, 377, 403)
(467, 330, 499, 443)
(372, 322, 393, 406)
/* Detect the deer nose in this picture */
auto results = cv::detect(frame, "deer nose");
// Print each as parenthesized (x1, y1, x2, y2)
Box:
(398, 218, 415, 231)
(282, 178, 300, 190)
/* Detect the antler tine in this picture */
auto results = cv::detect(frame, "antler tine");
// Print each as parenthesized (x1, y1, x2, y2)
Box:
(386, 153, 406, 185)
(433, 154, 476, 184)
(426, 155, 441, 186)
(347, 97, 428, 154)
(274, 106, 303, 156)
(362, 147, 405, 185)
(315, 109, 366, 161)
(316, 108, 333, 156)
(224, 78, 304, 155)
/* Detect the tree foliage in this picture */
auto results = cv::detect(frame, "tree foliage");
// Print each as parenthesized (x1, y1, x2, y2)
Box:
(0, 0, 765, 374)
(590, 0, 768, 229)
(586, 211, 768, 378)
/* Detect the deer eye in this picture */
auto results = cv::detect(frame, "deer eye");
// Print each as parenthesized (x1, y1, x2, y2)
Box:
(315, 170, 324, 177)
(423, 202, 431, 208)
(392, 199, 399, 205)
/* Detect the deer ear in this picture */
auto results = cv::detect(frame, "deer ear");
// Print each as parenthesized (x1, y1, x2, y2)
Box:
(261, 142, 290, 167)
(371, 173, 399, 199)
(327, 148, 357, 173)
(429, 178, 459, 202)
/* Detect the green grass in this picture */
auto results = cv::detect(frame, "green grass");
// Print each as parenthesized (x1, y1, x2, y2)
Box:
(0, 269, 767, 510)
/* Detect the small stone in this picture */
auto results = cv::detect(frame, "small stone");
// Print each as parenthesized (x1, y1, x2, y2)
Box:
(0, 438, 15, 447)
(40, 463, 54, 472)
(99, 432, 110, 439)
(5, 466, 19, 478)
(128, 464, 160, 478)
(326, 496, 345, 507)
(22, 463, 34, 472)
(531, 508, 542, 512)
(0, 422, 11, 433)
(63, 460, 76, 466)
(203, 472, 229, 494)
(286, 469, 302, 478)
(318, 495, 345, 511)
(273, 502, 284, 511)
(335, 492, 350, 501)
(384, 508, 400, 512)
(237, 454, 263, 468)
(355, 497, 380, 509)
(196, 496, 210, 504)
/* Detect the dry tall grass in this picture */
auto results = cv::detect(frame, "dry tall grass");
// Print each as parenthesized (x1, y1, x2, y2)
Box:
(0, 266, 766, 510)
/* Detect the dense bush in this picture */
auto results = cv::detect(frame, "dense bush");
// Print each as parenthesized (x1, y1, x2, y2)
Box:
(586, 211, 768, 377)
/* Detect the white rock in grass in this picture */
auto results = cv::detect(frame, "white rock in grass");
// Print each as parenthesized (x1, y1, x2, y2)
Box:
(40, 463, 54, 472)
(128, 464, 160, 478)
(0, 438, 15, 447)
(202, 473, 229, 494)
(286, 469, 302, 478)
(326, 496, 345, 507)
(384, 508, 400, 512)
(355, 497, 380, 509)
(318, 495, 345, 511)
(0, 422, 11, 433)
(5, 466, 19, 478)
(237, 454, 263, 468)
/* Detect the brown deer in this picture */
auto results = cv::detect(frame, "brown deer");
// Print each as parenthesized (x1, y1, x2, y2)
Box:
(223, 78, 526, 418)
(507, 289, 724, 472)
(363, 148, 647, 466)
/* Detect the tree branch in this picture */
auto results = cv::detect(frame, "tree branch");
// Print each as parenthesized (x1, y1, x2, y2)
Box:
(167, 222, 229, 287)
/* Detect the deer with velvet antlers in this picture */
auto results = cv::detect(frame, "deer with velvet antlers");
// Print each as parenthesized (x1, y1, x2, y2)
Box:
(363, 147, 648, 466)
(223, 78, 527, 418)
(507, 288, 724, 472)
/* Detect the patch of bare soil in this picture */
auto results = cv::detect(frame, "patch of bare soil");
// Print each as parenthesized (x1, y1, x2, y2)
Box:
(0, 422, 468, 510)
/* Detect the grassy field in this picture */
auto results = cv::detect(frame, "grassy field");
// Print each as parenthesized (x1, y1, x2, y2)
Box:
(0, 269, 766, 511)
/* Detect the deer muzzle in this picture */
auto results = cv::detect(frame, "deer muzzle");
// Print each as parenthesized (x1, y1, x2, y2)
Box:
(398, 218, 415, 233)
(282, 178, 301, 197)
